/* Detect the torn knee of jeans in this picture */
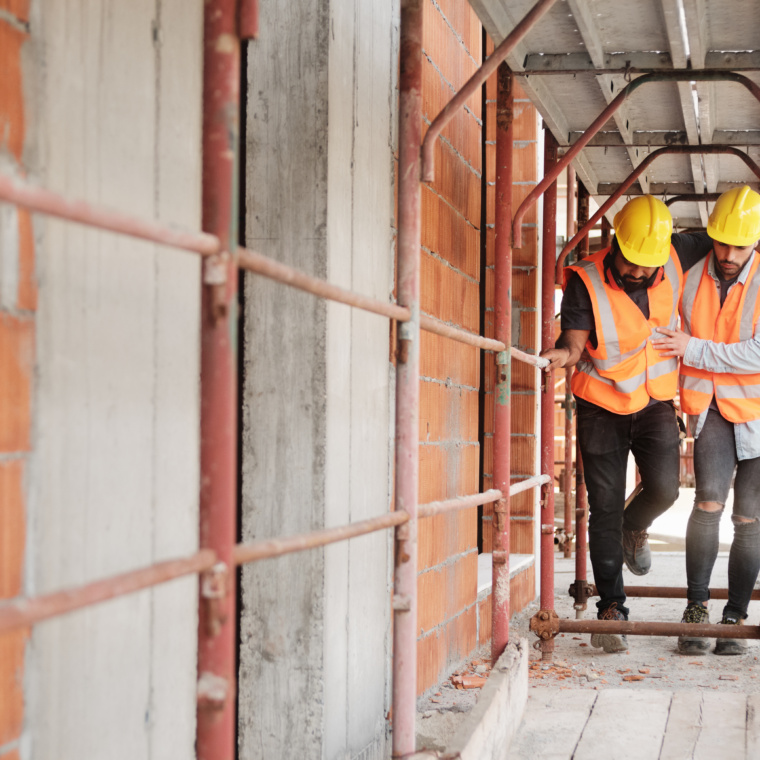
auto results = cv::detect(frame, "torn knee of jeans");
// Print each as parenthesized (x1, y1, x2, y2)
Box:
(732, 515, 759, 528)
(694, 502, 724, 514)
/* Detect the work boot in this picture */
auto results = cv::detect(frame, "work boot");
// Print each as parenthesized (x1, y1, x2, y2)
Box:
(590, 603, 629, 653)
(622, 527, 651, 576)
(677, 601, 711, 655)
(714, 610, 747, 656)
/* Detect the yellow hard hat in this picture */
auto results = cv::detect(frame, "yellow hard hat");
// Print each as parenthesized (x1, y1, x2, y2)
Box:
(613, 195, 673, 267)
(707, 185, 760, 247)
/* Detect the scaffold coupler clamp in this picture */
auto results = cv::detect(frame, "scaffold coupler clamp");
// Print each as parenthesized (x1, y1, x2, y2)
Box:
(201, 561, 229, 636)
(568, 579, 594, 612)
(529, 608, 559, 649)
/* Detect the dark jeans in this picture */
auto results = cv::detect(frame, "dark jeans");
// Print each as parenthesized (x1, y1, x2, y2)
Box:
(577, 400, 681, 617)
(686, 409, 760, 618)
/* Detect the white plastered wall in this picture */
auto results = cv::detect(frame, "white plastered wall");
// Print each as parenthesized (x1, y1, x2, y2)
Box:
(25, 1, 203, 758)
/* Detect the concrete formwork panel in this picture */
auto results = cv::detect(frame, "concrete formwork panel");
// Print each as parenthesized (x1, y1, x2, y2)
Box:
(26, 1, 203, 758)
(239, 0, 396, 757)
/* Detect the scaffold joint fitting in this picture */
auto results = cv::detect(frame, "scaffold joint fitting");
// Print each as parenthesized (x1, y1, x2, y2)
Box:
(201, 561, 229, 636)
(529, 609, 560, 641)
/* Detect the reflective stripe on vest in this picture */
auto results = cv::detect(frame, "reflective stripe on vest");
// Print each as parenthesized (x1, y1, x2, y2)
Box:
(568, 247, 682, 414)
(680, 252, 760, 422)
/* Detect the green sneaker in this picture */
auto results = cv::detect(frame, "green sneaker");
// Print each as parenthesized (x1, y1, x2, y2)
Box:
(677, 602, 710, 655)
(714, 611, 747, 656)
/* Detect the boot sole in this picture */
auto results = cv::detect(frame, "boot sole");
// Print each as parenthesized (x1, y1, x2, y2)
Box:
(714, 639, 747, 656)
(677, 637, 710, 655)
(590, 633, 628, 653)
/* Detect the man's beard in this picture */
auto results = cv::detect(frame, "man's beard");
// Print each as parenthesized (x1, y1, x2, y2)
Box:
(621, 273, 654, 291)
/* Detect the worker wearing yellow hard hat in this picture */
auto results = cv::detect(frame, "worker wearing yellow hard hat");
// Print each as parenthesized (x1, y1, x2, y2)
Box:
(653, 185, 760, 656)
(542, 194, 712, 653)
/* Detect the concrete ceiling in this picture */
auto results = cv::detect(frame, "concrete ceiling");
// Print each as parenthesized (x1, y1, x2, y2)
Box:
(467, 0, 760, 230)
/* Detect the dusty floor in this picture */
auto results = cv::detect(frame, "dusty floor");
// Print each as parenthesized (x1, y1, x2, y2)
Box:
(515, 552, 760, 692)
(416, 548, 760, 753)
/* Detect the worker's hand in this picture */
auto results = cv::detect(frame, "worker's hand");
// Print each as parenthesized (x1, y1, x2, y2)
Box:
(651, 326, 691, 358)
(539, 347, 570, 371)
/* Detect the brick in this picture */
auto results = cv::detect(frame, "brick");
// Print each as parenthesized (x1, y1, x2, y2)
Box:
(513, 139, 538, 181)
(420, 249, 480, 332)
(511, 563, 535, 613)
(16, 209, 36, 311)
(448, 552, 478, 621)
(0, 460, 24, 599)
(0, 1, 29, 22)
(419, 382, 479, 443)
(421, 185, 480, 279)
(0, 314, 34, 453)
(511, 435, 536, 475)
(517, 309, 538, 352)
(428, 139, 481, 227)
(478, 595, 492, 647)
(510, 487, 534, 518)
(510, 519, 535, 554)
(436, 0, 482, 61)
(445, 604, 477, 665)
(0, 21, 26, 162)
(422, 58, 482, 173)
(512, 100, 538, 142)
(511, 393, 537, 435)
(417, 626, 446, 694)
(511, 358, 537, 392)
(420, 330, 479, 388)
(0, 629, 27, 747)
(513, 268, 538, 308)
(512, 184, 539, 225)
(418, 566, 447, 634)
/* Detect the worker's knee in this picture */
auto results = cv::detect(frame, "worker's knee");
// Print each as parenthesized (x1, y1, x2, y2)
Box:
(695, 501, 724, 513)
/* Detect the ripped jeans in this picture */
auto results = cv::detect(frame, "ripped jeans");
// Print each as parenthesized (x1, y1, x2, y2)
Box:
(686, 409, 760, 618)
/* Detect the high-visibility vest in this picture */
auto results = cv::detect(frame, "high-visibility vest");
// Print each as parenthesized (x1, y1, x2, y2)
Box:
(679, 252, 760, 422)
(566, 246, 683, 414)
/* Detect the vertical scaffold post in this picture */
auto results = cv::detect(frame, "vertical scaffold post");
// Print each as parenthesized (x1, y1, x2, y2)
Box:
(573, 181, 591, 616)
(392, 0, 422, 756)
(563, 166, 575, 559)
(492, 62, 514, 664)
(539, 128, 558, 661)
(197, 0, 240, 758)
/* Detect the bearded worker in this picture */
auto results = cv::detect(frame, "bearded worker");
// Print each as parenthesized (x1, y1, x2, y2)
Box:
(542, 195, 710, 653)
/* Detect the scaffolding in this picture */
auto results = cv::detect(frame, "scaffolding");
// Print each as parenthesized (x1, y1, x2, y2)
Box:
(4, 0, 760, 758)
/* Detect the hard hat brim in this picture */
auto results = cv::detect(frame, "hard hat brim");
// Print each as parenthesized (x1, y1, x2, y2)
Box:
(706, 221, 760, 248)
(617, 240, 670, 268)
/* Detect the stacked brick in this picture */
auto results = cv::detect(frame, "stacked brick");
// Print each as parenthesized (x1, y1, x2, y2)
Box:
(480, 49, 541, 632)
(416, 0, 482, 695)
(0, 1, 33, 756)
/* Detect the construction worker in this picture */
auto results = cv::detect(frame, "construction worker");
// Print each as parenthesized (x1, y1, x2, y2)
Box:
(652, 185, 760, 656)
(541, 195, 711, 653)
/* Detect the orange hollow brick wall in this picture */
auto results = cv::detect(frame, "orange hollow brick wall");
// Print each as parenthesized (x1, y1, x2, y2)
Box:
(0, 1, 34, 757)
(480, 63, 540, 635)
(415, 4, 540, 695)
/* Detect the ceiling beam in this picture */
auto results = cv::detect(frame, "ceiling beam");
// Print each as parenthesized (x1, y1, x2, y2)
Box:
(566, 0, 649, 193)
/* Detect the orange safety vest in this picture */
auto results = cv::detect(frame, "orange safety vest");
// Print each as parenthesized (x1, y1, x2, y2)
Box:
(566, 246, 683, 414)
(679, 252, 760, 422)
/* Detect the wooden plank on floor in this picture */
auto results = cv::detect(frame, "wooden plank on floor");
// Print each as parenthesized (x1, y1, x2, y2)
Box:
(574, 690, 672, 760)
(692, 692, 746, 758)
(509, 689, 597, 760)
(660, 691, 704, 759)
(748, 694, 760, 758)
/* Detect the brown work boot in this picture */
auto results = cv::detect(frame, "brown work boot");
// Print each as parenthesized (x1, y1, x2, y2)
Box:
(590, 603, 629, 653)
(622, 527, 651, 576)
(677, 601, 711, 655)
(714, 610, 747, 656)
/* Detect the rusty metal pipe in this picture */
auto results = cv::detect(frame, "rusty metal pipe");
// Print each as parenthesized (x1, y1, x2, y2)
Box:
(557, 146, 760, 280)
(513, 70, 760, 248)
(237, 0, 258, 39)
(510, 474, 551, 497)
(665, 193, 722, 206)
(392, 1, 423, 754)
(610, 585, 760, 601)
(418, 489, 502, 519)
(232, 512, 409, 565)
(420, 0, 559, 182)
(538, 129, 559, 661)
(197, 0, 240, 757)
(0, 172, 221, 255)
(491, 63, 513, 665)
(238, 246, 411, 322)
(0, 550, 216, 635)
(558, 618, 760, 639)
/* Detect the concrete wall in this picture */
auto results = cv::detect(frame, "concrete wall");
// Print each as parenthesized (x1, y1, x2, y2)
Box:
(238, 0, 396, 757)
(22, 1, 204, 758)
